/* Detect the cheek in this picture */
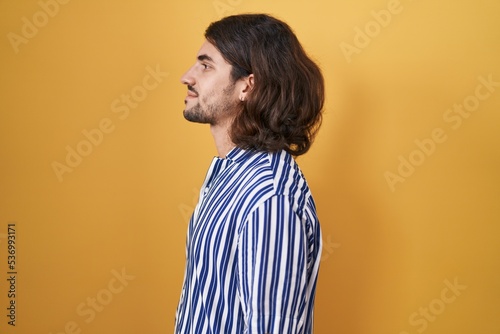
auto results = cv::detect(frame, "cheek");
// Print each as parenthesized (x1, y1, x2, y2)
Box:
(199, 87, 217, 104)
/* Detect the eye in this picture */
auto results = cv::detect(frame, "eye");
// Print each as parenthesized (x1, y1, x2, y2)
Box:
(201, 63, 210, 70)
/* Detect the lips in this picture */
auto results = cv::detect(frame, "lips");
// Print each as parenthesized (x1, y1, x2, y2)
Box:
(185, 94, 197, 103)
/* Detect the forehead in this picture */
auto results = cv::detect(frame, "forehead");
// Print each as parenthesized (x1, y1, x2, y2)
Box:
(196, 40, 229, 66)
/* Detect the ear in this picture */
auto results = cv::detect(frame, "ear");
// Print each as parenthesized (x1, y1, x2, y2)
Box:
(238, 74, 254, 101)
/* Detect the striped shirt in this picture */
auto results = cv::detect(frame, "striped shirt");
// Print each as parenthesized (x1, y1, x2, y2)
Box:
(174, 147, 322, 334)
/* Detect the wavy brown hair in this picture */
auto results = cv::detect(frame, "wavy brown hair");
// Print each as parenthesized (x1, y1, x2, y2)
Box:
(205, 14, 324, 156)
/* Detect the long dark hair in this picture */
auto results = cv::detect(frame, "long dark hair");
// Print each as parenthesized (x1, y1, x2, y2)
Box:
(205, 14, 324, 156)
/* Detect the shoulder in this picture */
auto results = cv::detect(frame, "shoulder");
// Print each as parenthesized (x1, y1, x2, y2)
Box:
(233, 149, 310, 192)
(233, 149, 312, 209)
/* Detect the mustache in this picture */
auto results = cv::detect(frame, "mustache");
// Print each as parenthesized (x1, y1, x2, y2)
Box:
(188, 85, 198, 95)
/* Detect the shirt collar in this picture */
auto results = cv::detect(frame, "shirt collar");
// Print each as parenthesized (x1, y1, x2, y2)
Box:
(224, 146, 258, 163)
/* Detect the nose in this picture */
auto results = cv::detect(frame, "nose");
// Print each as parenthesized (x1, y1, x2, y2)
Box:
(180, 64, 196, 86)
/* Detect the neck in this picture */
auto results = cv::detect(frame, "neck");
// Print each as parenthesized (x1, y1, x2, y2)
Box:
(210, 122, 235, 158)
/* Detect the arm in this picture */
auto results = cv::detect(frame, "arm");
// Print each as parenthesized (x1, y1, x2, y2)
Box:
(238, 195, 309, 334)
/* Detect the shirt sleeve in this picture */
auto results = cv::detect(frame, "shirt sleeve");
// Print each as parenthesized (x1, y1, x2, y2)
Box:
(237, 195, 309, 334)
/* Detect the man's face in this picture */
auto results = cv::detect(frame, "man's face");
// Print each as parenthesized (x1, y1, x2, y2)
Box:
(180, 40, 240, 126)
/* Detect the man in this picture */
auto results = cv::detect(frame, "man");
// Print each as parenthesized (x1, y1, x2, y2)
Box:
(175, 14, 324, 334)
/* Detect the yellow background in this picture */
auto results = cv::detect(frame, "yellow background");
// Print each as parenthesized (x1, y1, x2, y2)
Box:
(1, 0, 499, 333)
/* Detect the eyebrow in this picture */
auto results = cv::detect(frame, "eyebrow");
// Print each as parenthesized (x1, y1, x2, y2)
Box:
(197, 54, 215, 63)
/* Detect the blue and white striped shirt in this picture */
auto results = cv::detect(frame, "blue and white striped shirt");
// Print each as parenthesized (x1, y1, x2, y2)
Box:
(175, 147, 322, 334)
